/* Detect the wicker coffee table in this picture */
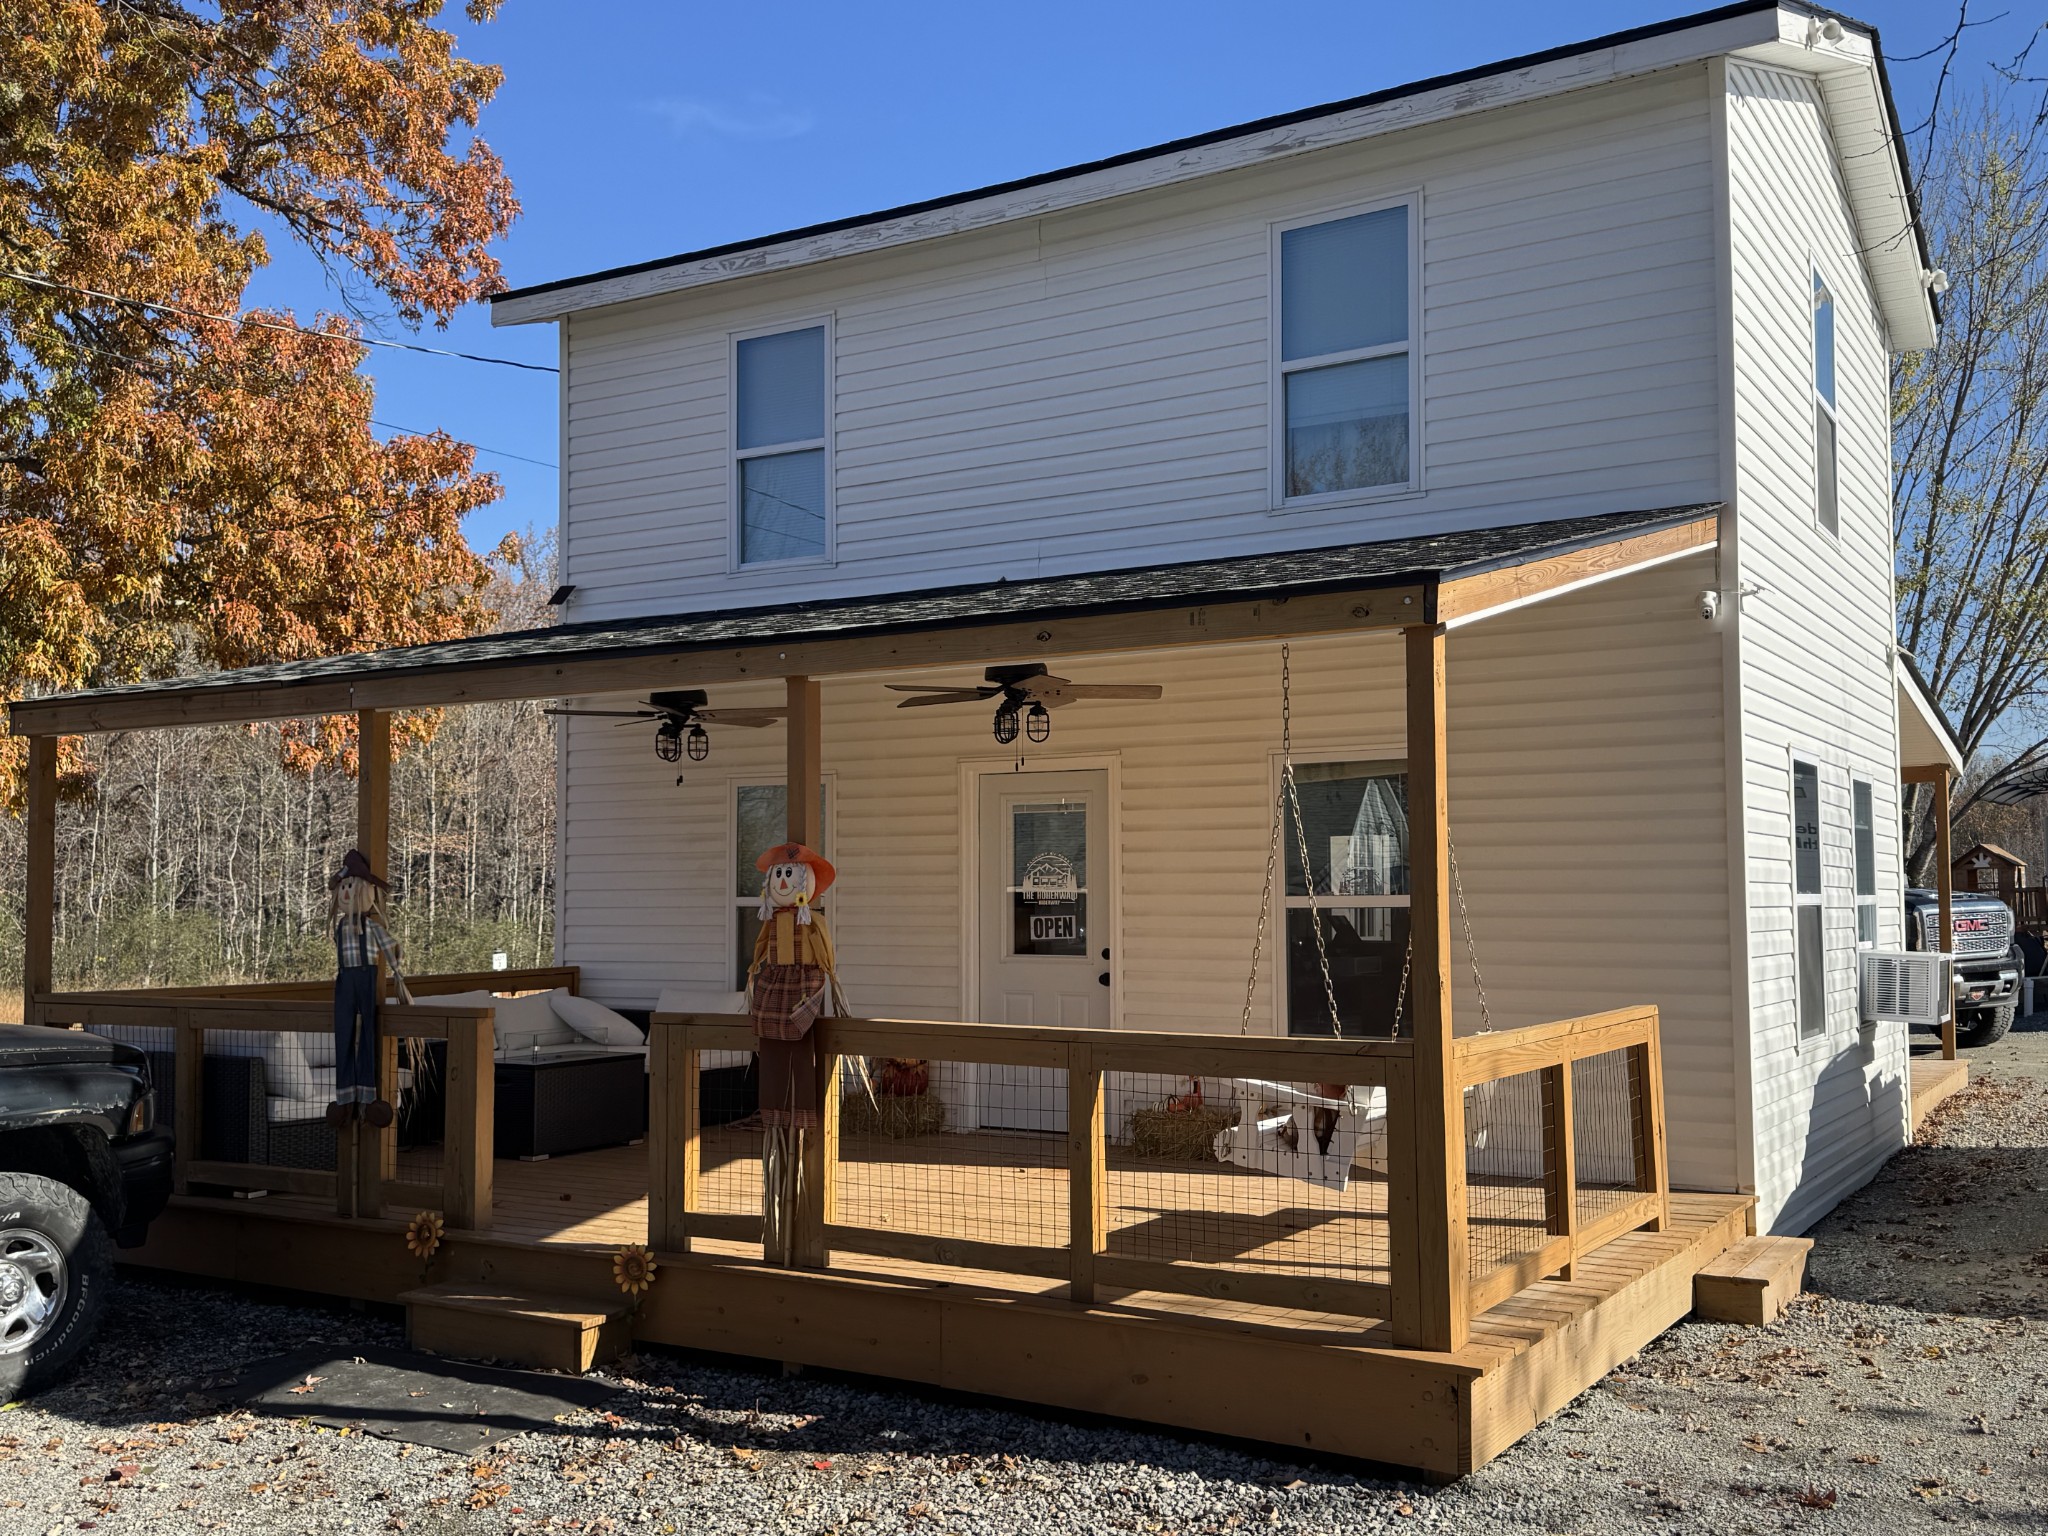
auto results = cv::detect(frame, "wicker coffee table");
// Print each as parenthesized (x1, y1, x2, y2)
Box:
(494, 1048, 647, 1160)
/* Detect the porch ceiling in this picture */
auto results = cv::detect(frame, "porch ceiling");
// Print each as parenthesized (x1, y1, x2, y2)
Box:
(8, 505, 1718, 736)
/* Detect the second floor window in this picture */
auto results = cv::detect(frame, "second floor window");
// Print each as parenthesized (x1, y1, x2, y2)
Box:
(1278, 201, 1414, 502)
(1813, 273, 1838, 536)
(735, 324, 828, 565)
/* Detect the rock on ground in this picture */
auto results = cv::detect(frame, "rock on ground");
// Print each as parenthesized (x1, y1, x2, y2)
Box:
(3, 1024, 2046, 1534)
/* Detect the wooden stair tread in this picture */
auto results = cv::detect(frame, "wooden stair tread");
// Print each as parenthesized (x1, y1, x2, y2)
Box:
(400, 1283, 628, 1326)
(1697, 1235, 1812, 1288)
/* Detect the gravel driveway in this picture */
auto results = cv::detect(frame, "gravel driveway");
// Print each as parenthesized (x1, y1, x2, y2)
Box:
(4, 1025, 2045, 1536)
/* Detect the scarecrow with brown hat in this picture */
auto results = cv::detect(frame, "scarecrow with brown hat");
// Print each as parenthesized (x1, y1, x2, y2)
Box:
(747, 841, 841, 1264)
(328, 848, 414, 1129)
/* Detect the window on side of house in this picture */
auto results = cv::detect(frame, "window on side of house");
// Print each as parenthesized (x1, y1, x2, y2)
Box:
(733, 781, 829, 988)
(1277, 201, 1414, 502)
(1852, 779, 1877, 947)
(1813, 272, 1838, 537)
(1793, 759, 1826, 1038)
(1281, 759, 1410, 1038)
(734, 324, 828, 566)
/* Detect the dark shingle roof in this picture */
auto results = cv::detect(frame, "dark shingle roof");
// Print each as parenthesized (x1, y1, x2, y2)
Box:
(15, 506, 1717, 716)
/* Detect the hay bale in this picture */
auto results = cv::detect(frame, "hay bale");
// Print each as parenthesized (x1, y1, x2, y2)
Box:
(841, 1091, 947, 1140)
(1127, 1104, 1235, 1162)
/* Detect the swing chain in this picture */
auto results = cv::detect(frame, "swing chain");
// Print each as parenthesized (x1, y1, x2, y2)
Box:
(1239, 645, 1345, 1036)
(1450, 836, 1492, 1033)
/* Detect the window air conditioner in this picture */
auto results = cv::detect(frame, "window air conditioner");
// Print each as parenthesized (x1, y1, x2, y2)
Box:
(1859, 950, 1953, 1027)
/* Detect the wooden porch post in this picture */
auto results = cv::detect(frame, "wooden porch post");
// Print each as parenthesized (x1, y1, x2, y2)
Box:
(785, 676, 833, 1266)
(1404, 624, 1468, 1352)
(1932, 767, 1957, 1060)
(784, 677, 823, 848)
(23, 735, 58, 1023)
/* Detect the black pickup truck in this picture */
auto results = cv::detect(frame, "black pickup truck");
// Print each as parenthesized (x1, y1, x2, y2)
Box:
(1904, 887, 2022, 1046)
(0, 1025, 172, 1400)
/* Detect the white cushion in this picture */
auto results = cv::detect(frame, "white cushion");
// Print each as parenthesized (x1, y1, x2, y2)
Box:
(424, 987, 582, 1058)
(551, 992, 644, 1048)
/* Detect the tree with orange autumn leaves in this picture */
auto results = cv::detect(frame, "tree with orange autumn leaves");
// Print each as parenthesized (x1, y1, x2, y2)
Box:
(0, 1, 523, 804)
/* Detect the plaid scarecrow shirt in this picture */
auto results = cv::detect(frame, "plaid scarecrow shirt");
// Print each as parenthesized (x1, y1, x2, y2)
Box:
(334, 912, 404, 972)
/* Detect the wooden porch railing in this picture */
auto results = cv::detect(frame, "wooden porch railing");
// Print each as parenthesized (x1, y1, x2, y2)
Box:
(1454, 1005, 1668, 1315)
(647, 1006, 1669, 1342)
(29, 963, 579, 1225)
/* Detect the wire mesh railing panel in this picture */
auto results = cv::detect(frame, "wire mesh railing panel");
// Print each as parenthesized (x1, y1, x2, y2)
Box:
(197, 1026, 338, 1172)
(1572, 1048, 1643, 1230)
(1102, 1070, 1392, 1287)
(832, 1056, 1070, 1259)
(695, 1050, 766, 1220)
(1464, 1067, 1550, 1279)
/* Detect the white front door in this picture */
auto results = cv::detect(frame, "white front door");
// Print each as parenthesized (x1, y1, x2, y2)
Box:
(976, 769, 1111, 1130)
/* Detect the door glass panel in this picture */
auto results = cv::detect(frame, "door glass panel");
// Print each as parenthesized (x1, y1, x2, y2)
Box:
(1009, 801, 1087, 957)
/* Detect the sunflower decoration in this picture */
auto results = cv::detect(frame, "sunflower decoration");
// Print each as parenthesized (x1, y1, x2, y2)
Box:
(405, 1209, 445, 1263)
(612, 1243, 658, 1298)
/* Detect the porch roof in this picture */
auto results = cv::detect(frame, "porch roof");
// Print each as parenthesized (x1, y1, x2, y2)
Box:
(8, 504, 1718, 736)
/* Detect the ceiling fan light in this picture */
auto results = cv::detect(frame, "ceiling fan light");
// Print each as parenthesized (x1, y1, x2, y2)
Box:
(655, 721, 683, 763)
(1024, 702, 1051, 743)
(992, 704, 1021, 745)
(685, 723, 711, 761)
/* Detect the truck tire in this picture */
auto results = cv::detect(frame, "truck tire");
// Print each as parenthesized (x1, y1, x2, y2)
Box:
(0, 1171, 113, 1402)
(1959, 1001, 2017, 1049)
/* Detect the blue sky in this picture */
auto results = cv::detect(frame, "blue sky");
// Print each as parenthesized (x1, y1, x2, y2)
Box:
(243, 0, 2007, 556)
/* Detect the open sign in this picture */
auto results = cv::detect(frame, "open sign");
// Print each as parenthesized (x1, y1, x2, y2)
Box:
(1029, 914, 1077, 943)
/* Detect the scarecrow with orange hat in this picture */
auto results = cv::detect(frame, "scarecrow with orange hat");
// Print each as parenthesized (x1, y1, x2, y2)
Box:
(747, 841, 840, 1265)
(328, 848, 414, 1130)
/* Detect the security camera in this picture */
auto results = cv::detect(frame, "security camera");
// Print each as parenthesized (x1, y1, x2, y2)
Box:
(1699, 589, 1722, 621)
(1925, 267, 1951, 296)
(1820, 18, 1844, 42)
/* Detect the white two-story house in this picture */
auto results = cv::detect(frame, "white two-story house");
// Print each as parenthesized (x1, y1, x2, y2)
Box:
(484, 0, 1957, 1237)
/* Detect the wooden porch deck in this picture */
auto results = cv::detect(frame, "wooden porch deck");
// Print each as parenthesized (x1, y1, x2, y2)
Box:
(1910, 1054, 1970, 1133)
(131, 1132, 1751, 1476)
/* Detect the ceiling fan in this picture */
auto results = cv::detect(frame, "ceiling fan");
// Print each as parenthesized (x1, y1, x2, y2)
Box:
(887, 663, 1164, 744)
(544, 689, 785, 763)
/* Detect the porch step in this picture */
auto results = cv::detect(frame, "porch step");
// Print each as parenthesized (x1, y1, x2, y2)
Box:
(1692, 1235, 1813, 1326)
(400, 1283, 632, 1373)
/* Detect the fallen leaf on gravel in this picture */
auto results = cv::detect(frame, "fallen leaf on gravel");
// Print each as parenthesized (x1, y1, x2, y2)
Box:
(1851, 1454, 1881, 1465)
(1394, 1502, 1415, 1517)
(812, 1459, 834, 1471)
(287, 1375, 324, 1395)
(1793, 1486, 1838, 1510)
(108, 1464, 140, 1485)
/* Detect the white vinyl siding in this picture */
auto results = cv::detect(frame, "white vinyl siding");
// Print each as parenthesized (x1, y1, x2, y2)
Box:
(556, 557, 1738, 1194)
(1724, 60, 1908, 1235)
(559, 68, 1719, 619)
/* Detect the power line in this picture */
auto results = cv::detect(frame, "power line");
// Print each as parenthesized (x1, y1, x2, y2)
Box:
(370, 418, 557, 470)
(1, 270, 559, 374)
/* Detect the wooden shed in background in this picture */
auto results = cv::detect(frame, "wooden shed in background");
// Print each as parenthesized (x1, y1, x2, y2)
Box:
(1952, 843, 2028, 907)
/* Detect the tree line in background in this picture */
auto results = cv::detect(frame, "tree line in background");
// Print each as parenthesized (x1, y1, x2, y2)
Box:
(0, 536, 557, 996)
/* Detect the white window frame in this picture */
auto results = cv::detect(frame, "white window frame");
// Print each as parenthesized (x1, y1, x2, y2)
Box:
(1268, 749, 1411, 1036)
(1811, 266, 1839, 539)
(1269, 192, 1423, 513)
(1852, 777, 1878, 949)
(728, 314, 835, 572)
(727, 773, 835, 991)
(1792, 755, 1827, 1041)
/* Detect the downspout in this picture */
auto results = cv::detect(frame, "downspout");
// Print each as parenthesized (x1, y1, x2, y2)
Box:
(1710, 55, 1761, 1217)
